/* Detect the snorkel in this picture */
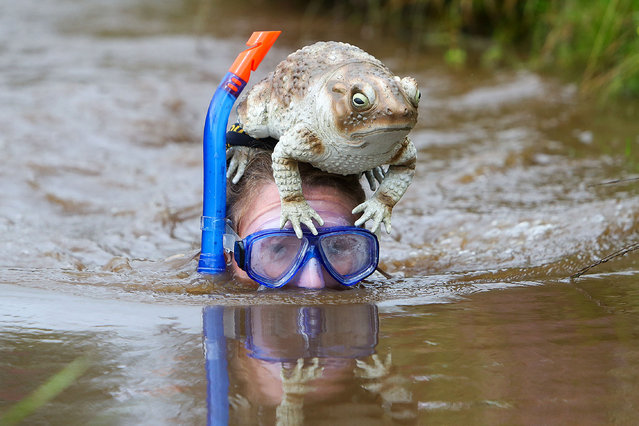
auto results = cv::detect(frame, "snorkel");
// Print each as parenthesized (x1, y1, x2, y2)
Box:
(198, 31, 280, 275)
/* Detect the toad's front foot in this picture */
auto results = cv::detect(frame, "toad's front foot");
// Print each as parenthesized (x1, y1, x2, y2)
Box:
(281, 358, 324, 393)
(353, 198, 393, 234)
(355, 354, 392, 380)
(280, 199, 325, 238)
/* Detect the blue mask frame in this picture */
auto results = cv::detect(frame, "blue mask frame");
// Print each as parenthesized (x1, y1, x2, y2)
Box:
(227, 226, 379, 288)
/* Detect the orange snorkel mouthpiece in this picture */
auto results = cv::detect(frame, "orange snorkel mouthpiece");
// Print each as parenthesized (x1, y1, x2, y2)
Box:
(229, 31, 281, 84)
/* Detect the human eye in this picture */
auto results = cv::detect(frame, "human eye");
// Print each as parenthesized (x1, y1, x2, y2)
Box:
(250, 235, 303, 279)
(268, 241, 290, 259)
(261, 236, 301, 262)
(323, 235, 358, 255)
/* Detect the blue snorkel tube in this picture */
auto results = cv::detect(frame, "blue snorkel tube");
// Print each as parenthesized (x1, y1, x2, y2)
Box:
(198, 31, 281, 275)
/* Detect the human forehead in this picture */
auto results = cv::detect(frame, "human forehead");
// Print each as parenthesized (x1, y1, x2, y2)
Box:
(238, 182, 358, 237)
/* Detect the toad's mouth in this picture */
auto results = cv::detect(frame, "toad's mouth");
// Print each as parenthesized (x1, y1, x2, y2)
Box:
(351, 126, 413, 139)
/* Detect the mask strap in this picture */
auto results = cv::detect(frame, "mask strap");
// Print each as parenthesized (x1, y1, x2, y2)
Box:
(222, 219, 241, 253)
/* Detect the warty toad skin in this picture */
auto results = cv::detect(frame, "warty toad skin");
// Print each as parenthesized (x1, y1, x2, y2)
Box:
(227, 41, 419, 237)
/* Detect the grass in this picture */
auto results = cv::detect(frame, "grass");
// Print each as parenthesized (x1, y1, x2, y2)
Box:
(530, 0, 639, 101)
(0, 356, 90, 425)
(278, 0, 639, 102)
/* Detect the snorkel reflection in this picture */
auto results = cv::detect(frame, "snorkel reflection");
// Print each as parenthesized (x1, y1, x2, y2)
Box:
(203, 303, 419, 425)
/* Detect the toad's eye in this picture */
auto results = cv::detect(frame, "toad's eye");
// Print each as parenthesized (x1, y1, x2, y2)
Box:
(352, 93, 371, 110)
(400, 76, 420, 107)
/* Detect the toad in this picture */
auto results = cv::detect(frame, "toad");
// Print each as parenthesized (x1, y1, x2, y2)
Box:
(227, 41, 419, 238)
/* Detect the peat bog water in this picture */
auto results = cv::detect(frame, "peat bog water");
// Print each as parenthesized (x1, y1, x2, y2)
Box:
(2, 0, 639, 424)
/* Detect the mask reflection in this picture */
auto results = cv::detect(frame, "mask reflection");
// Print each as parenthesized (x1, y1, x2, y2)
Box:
(204, 303, 417, 425)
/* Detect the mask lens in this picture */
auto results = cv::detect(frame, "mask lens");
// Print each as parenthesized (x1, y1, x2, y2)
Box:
(320, 233, 376, 279)
(249, 234, 303, 281)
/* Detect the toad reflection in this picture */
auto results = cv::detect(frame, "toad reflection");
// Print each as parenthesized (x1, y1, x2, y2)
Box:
(202, 304, 417, 424)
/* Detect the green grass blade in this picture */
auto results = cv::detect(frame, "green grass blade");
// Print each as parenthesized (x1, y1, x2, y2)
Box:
(0, 356, 90, 426)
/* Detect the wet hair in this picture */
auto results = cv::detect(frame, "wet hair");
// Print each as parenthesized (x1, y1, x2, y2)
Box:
(227, 150, 365, 230)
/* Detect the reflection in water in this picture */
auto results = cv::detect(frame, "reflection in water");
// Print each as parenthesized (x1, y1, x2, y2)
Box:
(203, 304, 417, 424)
(4, 281, 639, 423)
(204, 307, 229, 425)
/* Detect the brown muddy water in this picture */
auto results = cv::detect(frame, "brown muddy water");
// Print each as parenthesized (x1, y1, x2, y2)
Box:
(2, 0, 639, 424)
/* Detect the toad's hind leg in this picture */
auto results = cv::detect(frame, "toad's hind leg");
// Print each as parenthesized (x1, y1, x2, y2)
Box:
(226, 146, 257, 184)
(354, 137, 416, 233)
(362, 166, 386, 191)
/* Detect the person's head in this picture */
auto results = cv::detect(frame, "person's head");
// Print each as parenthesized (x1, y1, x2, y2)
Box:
(226, 150, 377, 289)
